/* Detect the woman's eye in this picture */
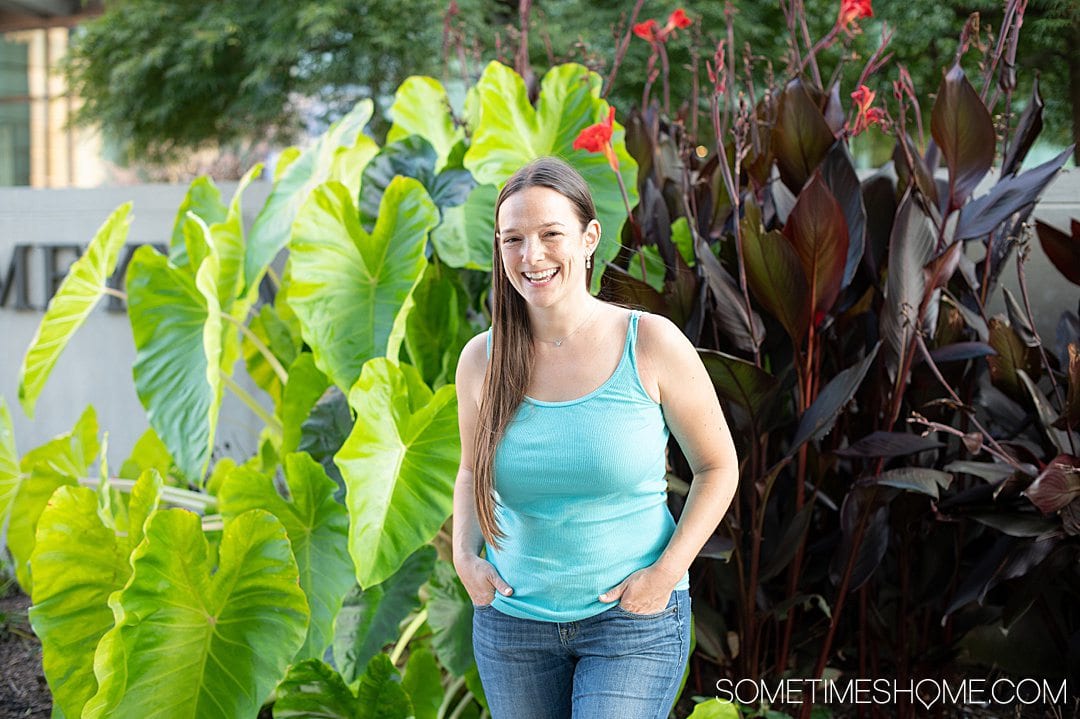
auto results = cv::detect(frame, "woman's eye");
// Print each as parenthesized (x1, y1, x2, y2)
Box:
(545, 232, 561, 238)
(503, 236, 520, 243)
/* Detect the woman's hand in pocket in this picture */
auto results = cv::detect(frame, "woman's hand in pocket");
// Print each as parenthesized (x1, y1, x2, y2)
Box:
(455, 555, 514, 606)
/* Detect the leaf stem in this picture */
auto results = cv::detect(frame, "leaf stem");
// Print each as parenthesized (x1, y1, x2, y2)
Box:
(220, 312, 289, 384)
(390, 608, 429, 666)
(221, 372, 283, 436)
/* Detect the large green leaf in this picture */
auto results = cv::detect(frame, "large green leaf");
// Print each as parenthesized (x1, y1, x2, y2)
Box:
(218, 451, 352, 661)
(404, 263, 474, 389)
(274, 655, 413, 719)
(287, 177, 439, 393)
(930, 62, 995, 210)
(387, 76, 466, 173)
(201, 164, 265, 317)
(244, 100, 379, 293)
(8, 405, 98, 591)
(244, 302, 303, 410)
(169, 178, 227, 271)
(335, 359, 458, 589)
(280, 353, 331, 458)
(84, 508, 309, 718)
(117, 426, 174, 481)
(423, 559, 477, 677)
(462, 61, 638, 293)
(429, 183, 498, 271)
(333, 545, 437, 684)
(273, 659, 359, 718)
(0, 397, 20, 545)
(18, 204, 133, 417)
(28, 471, 163, 719)
(402, 645, 443, 719)
(127, 245, 222, 484)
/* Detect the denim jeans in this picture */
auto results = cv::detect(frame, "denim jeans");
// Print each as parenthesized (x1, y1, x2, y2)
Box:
(471, 587, 691, 719)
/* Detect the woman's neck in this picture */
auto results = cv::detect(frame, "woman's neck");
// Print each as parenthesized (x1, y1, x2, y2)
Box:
(527, 295, 605, 344)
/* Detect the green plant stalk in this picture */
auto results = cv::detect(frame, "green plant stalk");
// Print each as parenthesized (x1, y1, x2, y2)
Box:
(437, 674, 468, 719)
(221, 372, 284, 436)
(389, 607, 428, 666)
(221, 312, 289, 385)
(76, 476, 216, 510)
(447, 690, 476, 719)
(104, 286, 289, 387)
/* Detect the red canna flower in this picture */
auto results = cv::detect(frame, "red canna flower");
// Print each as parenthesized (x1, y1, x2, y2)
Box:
(665, 8, 692, 32)
(838, 0, 873, 30)
(633, 19, 660, 43)
(850, 85, 884, 135)
(851, 85, 874, 114)
(573, 106, 620, 172)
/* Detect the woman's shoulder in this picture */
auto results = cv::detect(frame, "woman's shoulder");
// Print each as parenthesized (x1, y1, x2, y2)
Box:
(455, 330, 491, 399)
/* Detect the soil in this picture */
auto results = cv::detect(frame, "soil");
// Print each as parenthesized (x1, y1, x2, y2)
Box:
(0, 589, 50, 718)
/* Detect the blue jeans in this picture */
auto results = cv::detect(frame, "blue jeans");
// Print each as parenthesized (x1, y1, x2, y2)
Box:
(471, 587, 691, 719)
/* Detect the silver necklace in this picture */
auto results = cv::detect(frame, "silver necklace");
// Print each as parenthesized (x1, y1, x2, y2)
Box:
(535, 303, 601, 347)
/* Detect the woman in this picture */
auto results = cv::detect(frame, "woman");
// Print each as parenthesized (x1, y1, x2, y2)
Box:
(452, 156, 738, 719)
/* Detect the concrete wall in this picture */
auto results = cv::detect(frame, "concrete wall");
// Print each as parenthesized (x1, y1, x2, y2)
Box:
(1, 180, 272, 476)
(0, 169, 1077, 475)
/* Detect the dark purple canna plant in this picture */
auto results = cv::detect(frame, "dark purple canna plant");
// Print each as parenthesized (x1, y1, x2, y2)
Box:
(598, 0, 1078, 715)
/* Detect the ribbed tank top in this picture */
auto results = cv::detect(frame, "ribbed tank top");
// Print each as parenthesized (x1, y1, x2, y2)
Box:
(482, 308, 690, 622)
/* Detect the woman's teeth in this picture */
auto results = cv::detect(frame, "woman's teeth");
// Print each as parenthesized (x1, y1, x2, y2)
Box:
(523, 268, 559, 284)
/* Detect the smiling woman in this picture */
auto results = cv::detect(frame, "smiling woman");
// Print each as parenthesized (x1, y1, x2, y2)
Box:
(451, 156, 740, 718)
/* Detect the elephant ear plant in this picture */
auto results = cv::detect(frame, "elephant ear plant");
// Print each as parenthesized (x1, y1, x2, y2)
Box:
(5, 61, 637, 718)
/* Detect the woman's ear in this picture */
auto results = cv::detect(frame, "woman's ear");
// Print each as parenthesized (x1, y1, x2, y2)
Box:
(585, 219, 602, 255)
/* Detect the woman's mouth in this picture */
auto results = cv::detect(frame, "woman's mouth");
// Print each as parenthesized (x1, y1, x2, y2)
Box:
(522, 267, 559, 286)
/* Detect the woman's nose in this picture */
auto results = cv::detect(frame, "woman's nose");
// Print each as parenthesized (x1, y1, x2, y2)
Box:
(521, 235, 544, 263)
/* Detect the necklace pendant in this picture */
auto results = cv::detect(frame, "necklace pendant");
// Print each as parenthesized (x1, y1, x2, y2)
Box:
(553, 339, 563, 347)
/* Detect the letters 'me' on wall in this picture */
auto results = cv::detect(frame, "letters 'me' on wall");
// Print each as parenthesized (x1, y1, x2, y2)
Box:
(0, 242, 167, 313)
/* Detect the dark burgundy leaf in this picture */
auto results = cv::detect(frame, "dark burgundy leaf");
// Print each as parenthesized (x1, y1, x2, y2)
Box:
(893, 134, 939, 211)
(835, 431, 944, 459)
(788, 342, 880, 456)
(823, 82, 845, 136)
(783, 171, 849, 323)
(820, 141, 866, 291)
(955, 148, 1072, 241)
(599, 263, 667, 316)
(860, 171, 897, 281)
(862, 467, 952, 499)
(698, 348, 778, 419)
(772, 78, 835, 193)
(930, 62, 995, 210)
(1001, 76, 1044, 177)
(759, 501, 815, 581)
(1035, 219, 1080, 286)
(923, 341, 997, 364)
(829, 485, 891, 592)
(1023, 454, 1080, 514)
(695, 234, 763, 353)
(741, 200, 810, 343)
(881, 188, 936, 379)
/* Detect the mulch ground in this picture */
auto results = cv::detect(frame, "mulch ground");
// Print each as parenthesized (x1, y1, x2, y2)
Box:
(0, 589, 50, 718)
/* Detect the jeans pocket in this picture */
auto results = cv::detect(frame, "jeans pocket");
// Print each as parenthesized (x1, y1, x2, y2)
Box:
(472, 602, 495, 611)
(611, 590, 678, 619)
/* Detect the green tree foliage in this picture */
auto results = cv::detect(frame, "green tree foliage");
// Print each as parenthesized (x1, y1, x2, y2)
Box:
(65, 0, 1076, 164)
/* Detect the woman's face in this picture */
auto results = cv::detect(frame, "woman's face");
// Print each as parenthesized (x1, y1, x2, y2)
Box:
(496, 186, 599, 309)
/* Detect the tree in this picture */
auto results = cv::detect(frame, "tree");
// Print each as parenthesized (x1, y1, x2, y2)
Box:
(64, 0, 1077, 166)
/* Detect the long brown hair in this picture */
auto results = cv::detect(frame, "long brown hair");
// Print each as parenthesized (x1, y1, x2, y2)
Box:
(472, 156, 599, 551)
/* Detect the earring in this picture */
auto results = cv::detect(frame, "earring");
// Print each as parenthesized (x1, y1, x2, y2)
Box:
(585, 254, 592, 269)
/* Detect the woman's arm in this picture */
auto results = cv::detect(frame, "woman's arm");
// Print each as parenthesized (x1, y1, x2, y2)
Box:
(451, 332, 514, 602)
(452, 333, 488, 565)
(645, 312, 740, 582)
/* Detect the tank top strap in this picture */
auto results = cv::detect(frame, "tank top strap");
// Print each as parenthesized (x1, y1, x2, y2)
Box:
(486, 327, 492, 359)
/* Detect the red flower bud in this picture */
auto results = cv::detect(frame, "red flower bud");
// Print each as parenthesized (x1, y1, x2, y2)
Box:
(633, 19, 660, 43)
(573, 106, 620, 172)
(838, 0, 873, 30)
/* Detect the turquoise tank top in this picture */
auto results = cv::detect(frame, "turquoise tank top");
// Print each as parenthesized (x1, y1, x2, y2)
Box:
(482, 308, 690, 622)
